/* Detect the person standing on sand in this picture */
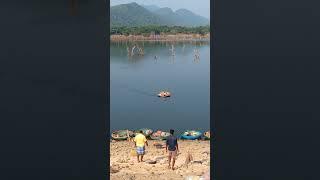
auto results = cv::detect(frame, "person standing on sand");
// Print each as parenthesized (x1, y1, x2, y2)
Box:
(133, 130, 148, 163)
(166, 129, 179, 170)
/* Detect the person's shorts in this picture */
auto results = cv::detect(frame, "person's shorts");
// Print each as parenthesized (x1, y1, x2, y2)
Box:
(168, 150, 177, 158)
(136, 146, 145, 155)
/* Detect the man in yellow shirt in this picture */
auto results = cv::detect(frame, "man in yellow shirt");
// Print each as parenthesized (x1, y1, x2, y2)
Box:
(133, 130, 148, 162)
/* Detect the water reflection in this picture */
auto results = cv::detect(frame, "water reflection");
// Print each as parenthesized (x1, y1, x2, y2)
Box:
(110, 41, 210, 133)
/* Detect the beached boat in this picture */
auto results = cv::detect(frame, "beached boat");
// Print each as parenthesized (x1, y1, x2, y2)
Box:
(150, 130, 171, 140)
(111, 130, 134, 141)
(134, 128, 153, 137)
(158, 91, 171, 98)
(204, 131, 210, 140)
(180, 130, 202, 140)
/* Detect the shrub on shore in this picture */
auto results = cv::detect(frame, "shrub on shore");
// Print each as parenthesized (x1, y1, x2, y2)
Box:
(110, 25, 210, 36)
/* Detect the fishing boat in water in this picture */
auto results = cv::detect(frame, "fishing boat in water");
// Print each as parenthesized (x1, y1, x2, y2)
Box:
(158, 91, 171, 98)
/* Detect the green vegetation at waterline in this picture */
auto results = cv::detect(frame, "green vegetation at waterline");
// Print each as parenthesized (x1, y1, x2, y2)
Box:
(110, 25, 210, 36)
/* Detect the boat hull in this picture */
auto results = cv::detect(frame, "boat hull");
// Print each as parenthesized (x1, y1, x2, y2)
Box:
(204, 131, 210, 140)
(180, 131, 202, 140)
(150, 136, 168, 140)
(134, 128, 153, 137)
(111, 130, 133, 141)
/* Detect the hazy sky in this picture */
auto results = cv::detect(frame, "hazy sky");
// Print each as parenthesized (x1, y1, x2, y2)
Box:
(110, 0, 210, 19)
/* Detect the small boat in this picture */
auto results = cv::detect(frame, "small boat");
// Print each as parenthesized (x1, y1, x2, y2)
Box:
(111, 130, 134, 141)
(204, 131, 210, 140)
(150, 130, 171, 140)
(180, 130, 202, 140)
(158, 91, 171, 98)
(134, 128, 153, 137)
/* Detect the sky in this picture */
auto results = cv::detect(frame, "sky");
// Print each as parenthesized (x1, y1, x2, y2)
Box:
(110, 0, 210, 19)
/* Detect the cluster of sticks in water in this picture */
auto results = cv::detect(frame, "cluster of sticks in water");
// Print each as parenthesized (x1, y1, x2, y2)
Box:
(126, 44, 201, 61)
(127, 44, 144, 56)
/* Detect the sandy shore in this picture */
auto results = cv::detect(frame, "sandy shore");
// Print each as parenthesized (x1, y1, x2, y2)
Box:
(110, 140, 210, 180)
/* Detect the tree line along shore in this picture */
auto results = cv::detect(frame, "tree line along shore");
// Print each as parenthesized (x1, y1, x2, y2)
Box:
(110, 25, 210, 41)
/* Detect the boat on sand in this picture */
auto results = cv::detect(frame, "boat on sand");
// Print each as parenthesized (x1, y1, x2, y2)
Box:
(150, 130, 171, 140)
(204, 131, 210, 140)
(111, 130, 134, 141)
(180, 130, 202, 140)
(134, 128, 153, 137)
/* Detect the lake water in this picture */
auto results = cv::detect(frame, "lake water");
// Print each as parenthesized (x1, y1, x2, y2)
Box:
(110, 41, 210, 134)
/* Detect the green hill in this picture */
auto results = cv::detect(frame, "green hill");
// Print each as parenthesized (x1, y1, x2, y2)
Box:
(142, 5, 161, 12)
(110, 3, 209, 27)
(175, 9, 209, 26)
(110, 2, 166, 27)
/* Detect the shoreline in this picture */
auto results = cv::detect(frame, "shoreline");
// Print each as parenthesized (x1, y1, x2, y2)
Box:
(110, 140, 210, 180)
(110, 39, 210, 42)
(110, 33, 210, 42)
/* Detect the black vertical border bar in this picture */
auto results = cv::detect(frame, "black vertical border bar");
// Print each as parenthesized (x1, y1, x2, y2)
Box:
(211, 0, 217, 179)
(106, 0, 110, 178)
(0, 0, 109, 179)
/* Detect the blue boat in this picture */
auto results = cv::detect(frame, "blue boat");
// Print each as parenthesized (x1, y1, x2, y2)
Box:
(180, 130, 202, 140)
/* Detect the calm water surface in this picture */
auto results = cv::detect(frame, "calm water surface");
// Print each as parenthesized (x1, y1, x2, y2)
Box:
(110, 41, 210, 134)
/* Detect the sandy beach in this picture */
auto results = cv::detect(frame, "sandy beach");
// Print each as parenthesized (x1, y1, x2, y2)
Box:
(110, 140, 210, 180)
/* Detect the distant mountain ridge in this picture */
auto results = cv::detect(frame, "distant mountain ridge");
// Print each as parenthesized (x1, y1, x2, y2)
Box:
(111, 2, 209, 27)
(142, 5, 161, 12)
